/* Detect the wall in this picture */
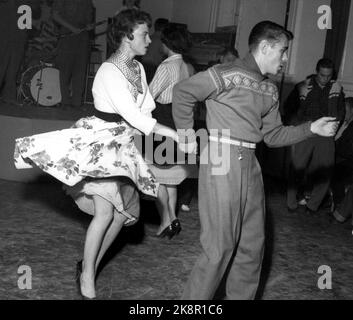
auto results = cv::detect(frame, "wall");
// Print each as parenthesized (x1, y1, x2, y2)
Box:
(171, 0, 238, 32)
(286, 0, 330, 83)
(339, 0, 353, 97)
(172, 0, 215, 32)
(140, 0, 174, 23)
(235, 0, 288, 58)
(217, 0, 238, 27)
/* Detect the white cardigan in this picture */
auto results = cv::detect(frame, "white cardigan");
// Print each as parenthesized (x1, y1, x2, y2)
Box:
(92, 61, 157, 136)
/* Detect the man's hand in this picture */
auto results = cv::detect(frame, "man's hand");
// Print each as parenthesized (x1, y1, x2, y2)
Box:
(310, 117, 339, 137)
(178, 141, 198, 154)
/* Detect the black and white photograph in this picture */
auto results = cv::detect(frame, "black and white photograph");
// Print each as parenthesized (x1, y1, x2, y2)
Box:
(0, 0, 352, 304)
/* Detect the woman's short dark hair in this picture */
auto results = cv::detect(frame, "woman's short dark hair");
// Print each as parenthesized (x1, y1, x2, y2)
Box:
(108, 9, 152, 50)
(154, 18, 169, 32)
(161, 25, 192, 55)
(248, 20, 293, 52)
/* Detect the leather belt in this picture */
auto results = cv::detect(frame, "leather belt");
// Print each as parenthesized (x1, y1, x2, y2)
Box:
(93, 109, 123, 123)
(209, 136, 256, 149)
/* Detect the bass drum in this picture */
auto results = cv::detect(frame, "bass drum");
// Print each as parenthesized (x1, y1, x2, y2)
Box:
(20, 64, 61, 107)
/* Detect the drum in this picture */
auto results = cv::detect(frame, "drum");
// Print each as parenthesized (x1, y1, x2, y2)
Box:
(20, 64, 61, 107)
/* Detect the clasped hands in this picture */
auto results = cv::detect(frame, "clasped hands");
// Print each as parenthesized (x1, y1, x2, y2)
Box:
(175, 130, 198, 155)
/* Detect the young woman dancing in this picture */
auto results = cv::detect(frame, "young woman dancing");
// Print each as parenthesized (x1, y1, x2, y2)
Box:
(14, 9, 182, 299)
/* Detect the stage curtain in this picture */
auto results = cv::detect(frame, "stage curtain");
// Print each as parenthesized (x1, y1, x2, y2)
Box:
(323, 0, 351, 76)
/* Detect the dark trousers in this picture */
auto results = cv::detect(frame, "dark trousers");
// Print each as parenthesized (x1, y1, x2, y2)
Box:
(336, 184, 353, 222)
(55, 32, 90, 107)
(287, 136, 335, 211)
(178, 178, 197, 206)
(0, 39, 27, 100)
(182, 143, 265, 300)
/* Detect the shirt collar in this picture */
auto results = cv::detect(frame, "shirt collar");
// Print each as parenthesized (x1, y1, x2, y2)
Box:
(107, 50, 143, 100)
(243, 53, 266, 81)
(163, 54, 183, 63)
(312, 75, 332, 90)
(115, 50, 136, 69)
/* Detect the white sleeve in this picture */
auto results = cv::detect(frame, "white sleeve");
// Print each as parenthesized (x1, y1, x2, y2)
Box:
(149, 63, 169, 100)
(93, 63, 157, 136)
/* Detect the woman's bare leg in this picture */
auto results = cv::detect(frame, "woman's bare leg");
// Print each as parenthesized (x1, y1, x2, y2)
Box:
(94, 212, 127, 272)
(155, 184, 171, 235)
(80, 196, 113, 298)
(166, 185, 178, 222)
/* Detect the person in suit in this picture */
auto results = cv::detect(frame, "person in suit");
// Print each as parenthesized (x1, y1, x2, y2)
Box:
(52, 0, 94, 108)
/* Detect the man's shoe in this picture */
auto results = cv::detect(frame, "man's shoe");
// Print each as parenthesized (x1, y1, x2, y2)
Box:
(332, 209, 346, 223)
(305, 206, 319, 217)
(287, 206, 298, 213)
(298, 198, 307, 206)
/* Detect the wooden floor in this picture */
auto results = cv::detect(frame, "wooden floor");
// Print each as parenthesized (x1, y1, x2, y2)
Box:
(0, 176, 352, 300)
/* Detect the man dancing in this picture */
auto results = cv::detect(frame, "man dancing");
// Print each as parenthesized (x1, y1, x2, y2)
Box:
(173, 21, 339, 300)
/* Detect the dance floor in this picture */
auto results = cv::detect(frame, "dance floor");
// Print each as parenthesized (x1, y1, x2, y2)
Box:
(0, 175, 352, 300)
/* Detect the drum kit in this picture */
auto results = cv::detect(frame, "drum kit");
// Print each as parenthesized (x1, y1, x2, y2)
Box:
(20, 61, 61, 107)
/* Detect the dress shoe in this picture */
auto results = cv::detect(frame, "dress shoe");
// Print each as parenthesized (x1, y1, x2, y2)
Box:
(170, 219, 182, 238)
(298, 198, 307, 206)
(155, 220, 181, 240)
(305, 206, 319, 217)
(331, 210, 346, 224)
(180, 204, 190, 212)
(155, 225, 174, 239)
(287, 206, 298, 213)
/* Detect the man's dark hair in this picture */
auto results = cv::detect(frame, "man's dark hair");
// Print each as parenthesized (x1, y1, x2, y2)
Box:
(161, 24, 191, 55)
(154, 18, 169, 32)
(123, 0, 141, 8)
(316, 58, 335, 72)
(248, 20, 293, 52)
(108, 9, 152, 50)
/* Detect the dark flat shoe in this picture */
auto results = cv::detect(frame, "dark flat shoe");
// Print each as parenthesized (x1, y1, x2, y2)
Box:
(171, 219, 182, 236)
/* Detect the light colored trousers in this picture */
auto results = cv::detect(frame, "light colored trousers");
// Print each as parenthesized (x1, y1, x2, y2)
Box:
(182, 142, 265, 300)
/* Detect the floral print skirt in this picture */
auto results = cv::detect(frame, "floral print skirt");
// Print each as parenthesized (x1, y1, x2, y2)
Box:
(14, 116, 158, 224)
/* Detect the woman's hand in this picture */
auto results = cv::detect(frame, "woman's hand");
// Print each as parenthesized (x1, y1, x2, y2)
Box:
(178, 141, 198, 154)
